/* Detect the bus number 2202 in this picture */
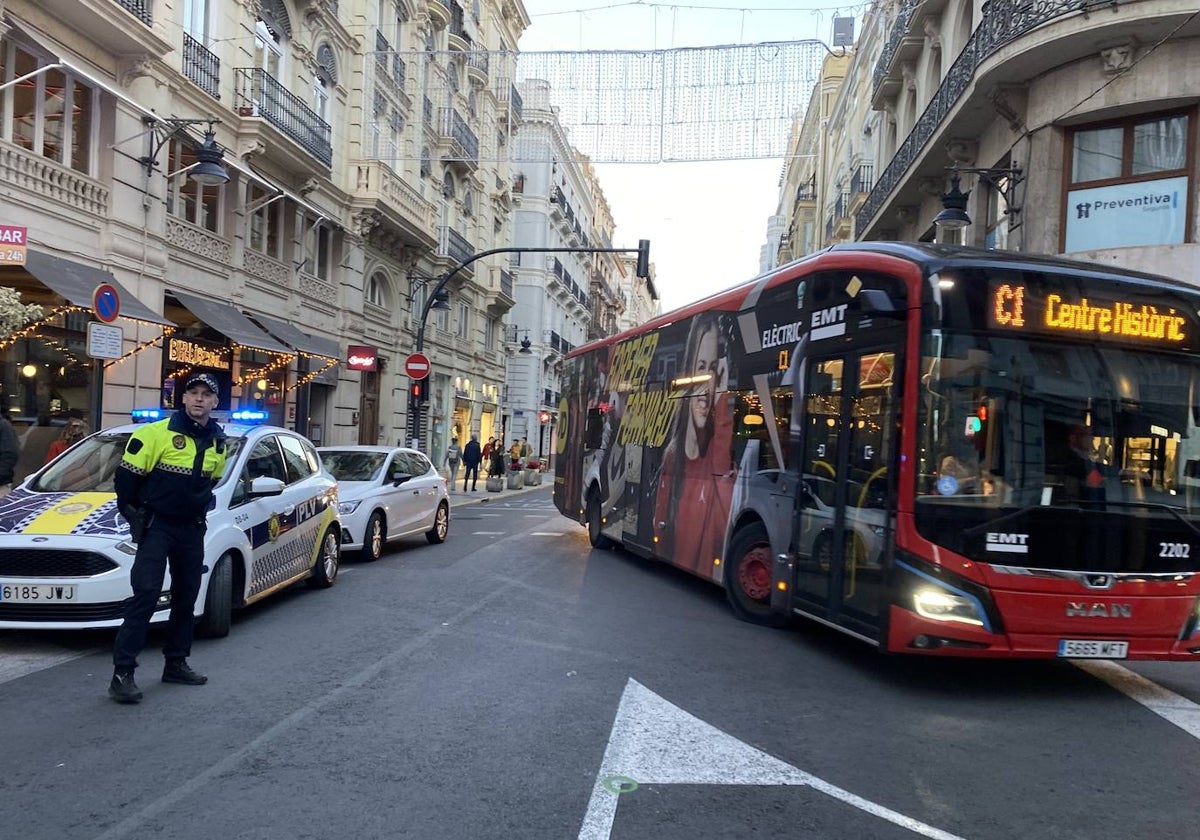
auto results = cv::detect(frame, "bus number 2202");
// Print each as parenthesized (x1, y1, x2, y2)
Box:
(1160, 542, 1191, 558)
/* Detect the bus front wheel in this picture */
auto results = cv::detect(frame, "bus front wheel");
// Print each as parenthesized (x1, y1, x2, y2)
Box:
(725, 522, 788, 627)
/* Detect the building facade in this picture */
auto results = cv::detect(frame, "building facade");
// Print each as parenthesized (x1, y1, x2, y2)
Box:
(0, 0, 530, 481)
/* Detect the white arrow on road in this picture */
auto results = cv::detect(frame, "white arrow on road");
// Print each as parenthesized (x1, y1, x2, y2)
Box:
(579, 678, 968, 840)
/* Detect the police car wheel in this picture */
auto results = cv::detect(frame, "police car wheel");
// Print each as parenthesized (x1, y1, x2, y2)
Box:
(426, 502, 449, 544)
(196, 554, 233, 638)
(307, 528, 340, 588)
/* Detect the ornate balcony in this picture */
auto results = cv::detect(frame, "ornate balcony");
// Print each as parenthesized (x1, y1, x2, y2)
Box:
(434, 226, 475, 277)
(35, 0, 171, 56)
(427, 0, 451, 29)
(183, 34, 220, 100)
(485, 266, 515, 316)
(235, 68, 333, 169)
(467, 50, 489, 85)
(435, 108, 479, 170)
(351, 161, 438, 249)
(448, 1, 469, 50)
(0, 139, 108, 218)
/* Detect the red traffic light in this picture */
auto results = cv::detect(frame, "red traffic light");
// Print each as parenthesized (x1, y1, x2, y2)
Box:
(411, 382, 424, 401)
(538, 410, 551, 423)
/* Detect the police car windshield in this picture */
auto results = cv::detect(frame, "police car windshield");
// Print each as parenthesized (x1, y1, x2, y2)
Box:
(321, 451, 387, 482)
(30, 433, 130, 493)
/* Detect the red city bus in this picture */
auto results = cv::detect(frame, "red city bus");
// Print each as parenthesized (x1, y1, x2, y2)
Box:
(553, 243, 1200, 659)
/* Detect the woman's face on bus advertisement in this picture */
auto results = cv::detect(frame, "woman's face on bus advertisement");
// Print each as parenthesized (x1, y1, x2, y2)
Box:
(689, 326, 719, 430)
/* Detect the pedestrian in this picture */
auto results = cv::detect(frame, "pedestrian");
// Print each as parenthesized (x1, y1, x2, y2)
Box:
(520, 437, 531, 464)
(108, 373, 228, 704)
(0, 404, 18, 498)
(445, 436, 462, 487)
(462, 434, 482, 491)
(44, 415, 88, 464)
(509, 438, 521, 472)
(482, 436, 495, 465)
(490, 445, 506, 482)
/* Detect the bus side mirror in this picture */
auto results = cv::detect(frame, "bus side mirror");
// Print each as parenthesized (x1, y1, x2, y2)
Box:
(859, 288, 903, 317)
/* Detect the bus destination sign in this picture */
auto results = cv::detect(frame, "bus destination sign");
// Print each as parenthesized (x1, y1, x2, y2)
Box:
(990, 282, 1189, 347)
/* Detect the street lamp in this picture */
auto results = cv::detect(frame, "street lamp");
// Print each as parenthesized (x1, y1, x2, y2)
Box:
(933, 164, 1023, 237)
(140, 117, 230, 186)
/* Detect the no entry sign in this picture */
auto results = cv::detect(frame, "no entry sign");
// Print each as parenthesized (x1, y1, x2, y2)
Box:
(404, 352, 431, 380)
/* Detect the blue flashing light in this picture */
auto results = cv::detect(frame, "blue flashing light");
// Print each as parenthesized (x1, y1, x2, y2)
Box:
(131, 408, 165, 423)
(230, 409, 269, 424)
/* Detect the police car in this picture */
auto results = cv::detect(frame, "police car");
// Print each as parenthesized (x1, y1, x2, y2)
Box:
(0, 410, 341, 636)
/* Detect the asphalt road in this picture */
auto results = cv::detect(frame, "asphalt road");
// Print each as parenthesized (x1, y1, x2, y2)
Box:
(2, 486, 1200, 840)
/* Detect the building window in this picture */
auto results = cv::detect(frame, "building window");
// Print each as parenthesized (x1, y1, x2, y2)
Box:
(484, 317, 495, 349)
(301, 216, 331, 280)
(255, 18, 284, 77)
(1064, 110, 1194, 252)
(166, 138, 222, 232)
(247, 184, 283, 258)
(366, 271, 388, 307)
(456, 302, 470, 339)
(1, 43, 96, 175)
(1070, 112, 1190, 185)
(183, 0, 209, 41)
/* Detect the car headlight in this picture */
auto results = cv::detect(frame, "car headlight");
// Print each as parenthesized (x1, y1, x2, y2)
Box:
(337, 500, 362, 515)
(913, 588, 985, 627)
(115, 540, 139, 556)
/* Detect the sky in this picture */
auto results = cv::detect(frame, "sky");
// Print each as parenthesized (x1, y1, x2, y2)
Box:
(515, 0, 851, 312)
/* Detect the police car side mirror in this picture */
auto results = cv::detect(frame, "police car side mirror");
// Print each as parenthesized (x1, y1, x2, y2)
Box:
(248, 476, 286, 497)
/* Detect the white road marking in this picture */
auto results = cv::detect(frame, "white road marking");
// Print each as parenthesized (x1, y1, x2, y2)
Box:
(531, 532, 570, 536)
(473, 531, 507, 535)
(579, 679, 968, 840)
(0, 641, 97, 686)
(1074, 660, 1200, 739)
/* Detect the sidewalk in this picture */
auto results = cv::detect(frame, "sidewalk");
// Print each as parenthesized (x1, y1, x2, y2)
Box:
(445, 472, 550, 507)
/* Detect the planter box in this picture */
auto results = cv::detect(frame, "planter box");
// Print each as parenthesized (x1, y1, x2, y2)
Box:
(523, 469, 541, 486)
(486, 476, 503, 492)
(506, 472, 523, 490)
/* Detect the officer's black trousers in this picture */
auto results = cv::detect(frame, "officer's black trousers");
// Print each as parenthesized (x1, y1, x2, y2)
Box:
(113, 517, 206, 669)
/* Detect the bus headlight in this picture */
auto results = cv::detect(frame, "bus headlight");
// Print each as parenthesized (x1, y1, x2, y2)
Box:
(913, 588, 985, 627)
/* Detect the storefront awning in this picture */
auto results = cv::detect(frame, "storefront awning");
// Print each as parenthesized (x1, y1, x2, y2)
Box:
(247, 313, 340, 360)
(170, 289, 292, 355)
(20, 250, 173, 326)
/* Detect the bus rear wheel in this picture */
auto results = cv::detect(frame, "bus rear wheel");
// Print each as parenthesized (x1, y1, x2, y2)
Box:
(725, 522, 788, 627)
(587, 491, 615, 550)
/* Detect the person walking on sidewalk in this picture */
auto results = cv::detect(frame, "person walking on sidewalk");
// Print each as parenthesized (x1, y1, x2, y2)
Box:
(445, 437, 462, 487)
(462, 434, 482, 491)
(109, 373, 227, 704)
(0, 406, 18, 498)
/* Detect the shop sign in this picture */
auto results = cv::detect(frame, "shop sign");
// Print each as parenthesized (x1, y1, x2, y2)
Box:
(86, 322, 123, 359)
(166, 336, 231, 370)
(347, 344, 378, 371)
(1065, 175, 1188, 252)
(0, 225, 27, 265)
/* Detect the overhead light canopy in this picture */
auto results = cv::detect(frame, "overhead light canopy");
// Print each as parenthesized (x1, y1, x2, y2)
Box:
(933, 175, 971, 231)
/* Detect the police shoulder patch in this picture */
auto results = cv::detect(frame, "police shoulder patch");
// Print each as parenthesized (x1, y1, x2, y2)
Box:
(172, 435, 186, 450)
(126, 438, 144, 454)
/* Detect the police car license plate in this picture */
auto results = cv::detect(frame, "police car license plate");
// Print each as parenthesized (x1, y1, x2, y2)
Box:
(0, 583, 78, 603)
(1057, 639, 1129, 659)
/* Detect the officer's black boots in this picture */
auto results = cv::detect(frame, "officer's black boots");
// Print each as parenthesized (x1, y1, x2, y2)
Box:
(109, 669, 142, 704)
(162, 658, 208, 685)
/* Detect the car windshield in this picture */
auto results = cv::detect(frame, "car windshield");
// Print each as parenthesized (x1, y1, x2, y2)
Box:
(321, 451, 388, 482)
(28, 432, 245, 493)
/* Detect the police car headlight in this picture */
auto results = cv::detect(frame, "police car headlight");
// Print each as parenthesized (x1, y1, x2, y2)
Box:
(337, 500, 362, 515)
(116, 541, 139, 556)
(913, 588, 985, 627)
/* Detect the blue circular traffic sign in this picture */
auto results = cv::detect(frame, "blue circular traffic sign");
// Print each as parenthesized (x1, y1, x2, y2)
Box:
(92, 283, 120, 323)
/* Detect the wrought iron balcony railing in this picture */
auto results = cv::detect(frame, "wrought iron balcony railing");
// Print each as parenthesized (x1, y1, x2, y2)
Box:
(117, 0, 152, 26)
(857, 0, 1117, 234)
(499, 269, 513, 298)
(467, 50, 489, 79)
(438, 109, 479, 163)
(235, 68, 332, 166)
(183, 34, 220, 100)
(872, 0, 918, 94)
(509, 85, 523, 122)
(438, 226, 474, 265)
(393, 53, 407, 90)
(850, 163, 874, 195)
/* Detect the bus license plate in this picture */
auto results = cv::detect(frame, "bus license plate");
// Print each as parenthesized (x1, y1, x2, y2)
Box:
(0, 583, 78, 603)
(1058, 639, 1129, 659)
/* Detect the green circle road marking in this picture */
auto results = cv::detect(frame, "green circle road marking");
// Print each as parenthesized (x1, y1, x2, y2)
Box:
(601, 775, 639, 794)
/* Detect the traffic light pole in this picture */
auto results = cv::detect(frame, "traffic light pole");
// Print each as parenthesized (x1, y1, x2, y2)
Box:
(409, 241, 649, 451)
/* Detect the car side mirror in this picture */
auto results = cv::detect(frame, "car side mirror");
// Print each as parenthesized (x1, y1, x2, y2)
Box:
(392, 472, 412, 486)
(247, 476, 286, 497)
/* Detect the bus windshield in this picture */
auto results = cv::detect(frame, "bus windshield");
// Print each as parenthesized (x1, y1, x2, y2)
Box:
(915, 331, 1200, 572)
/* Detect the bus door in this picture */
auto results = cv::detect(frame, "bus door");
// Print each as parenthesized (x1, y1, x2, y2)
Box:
(792, 348, 898, 636)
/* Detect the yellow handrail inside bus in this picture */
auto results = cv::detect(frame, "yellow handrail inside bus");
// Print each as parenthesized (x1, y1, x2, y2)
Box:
(813, 460, 835, 479)
(858, 467, 888, 508)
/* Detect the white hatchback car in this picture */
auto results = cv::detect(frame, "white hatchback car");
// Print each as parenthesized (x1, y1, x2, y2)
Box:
(318, 446, 450, 561)
(0, 417, 341, 637)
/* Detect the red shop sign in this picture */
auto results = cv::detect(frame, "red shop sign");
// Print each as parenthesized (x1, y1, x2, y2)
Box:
(346, 344, 378, 372)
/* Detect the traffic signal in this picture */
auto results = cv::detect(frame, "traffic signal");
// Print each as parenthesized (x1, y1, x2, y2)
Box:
(410, 381, 426, 403)
(635, 239, 651, 279)
(538, 410, 551, 424)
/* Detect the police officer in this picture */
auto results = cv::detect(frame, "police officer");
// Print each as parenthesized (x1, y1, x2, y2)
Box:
(109, 373, 227, 704)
